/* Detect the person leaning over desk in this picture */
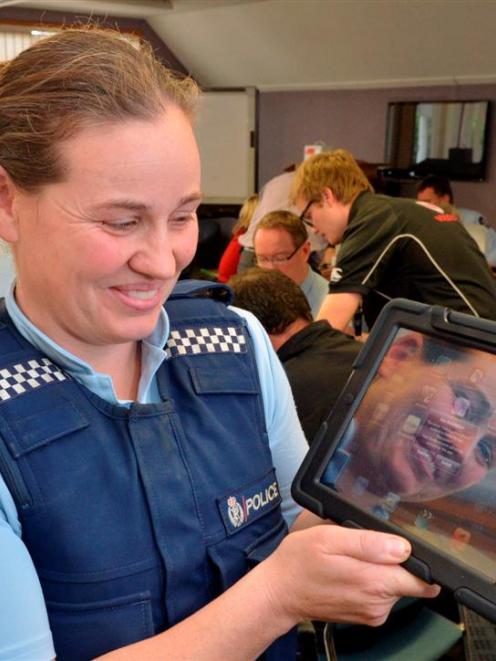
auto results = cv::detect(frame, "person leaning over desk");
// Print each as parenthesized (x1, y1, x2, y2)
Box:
(292, 150, 496, 334)
(0, 28, 439, 661)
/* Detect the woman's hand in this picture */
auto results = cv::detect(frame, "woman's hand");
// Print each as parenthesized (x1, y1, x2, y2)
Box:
(259, 524, 440, 629)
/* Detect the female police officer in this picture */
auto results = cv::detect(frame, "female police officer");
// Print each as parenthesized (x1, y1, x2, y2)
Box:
(0, 28, 438, 660)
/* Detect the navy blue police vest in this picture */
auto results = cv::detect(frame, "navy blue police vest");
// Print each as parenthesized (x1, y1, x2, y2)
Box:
(0, 281, 296, 660)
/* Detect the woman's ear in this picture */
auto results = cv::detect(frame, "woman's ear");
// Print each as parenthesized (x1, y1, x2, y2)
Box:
(0, 165, 20, 244)
(378, 332, 424, 379)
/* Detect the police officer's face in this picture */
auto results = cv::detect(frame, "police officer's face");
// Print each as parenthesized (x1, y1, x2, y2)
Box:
(4, 106, 201, 360)
(353, 338, 496, 502)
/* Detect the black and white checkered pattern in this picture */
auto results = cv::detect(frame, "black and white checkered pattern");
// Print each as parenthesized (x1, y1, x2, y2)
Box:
(166, 326, 247, 358)
(0, 358, 67, 404)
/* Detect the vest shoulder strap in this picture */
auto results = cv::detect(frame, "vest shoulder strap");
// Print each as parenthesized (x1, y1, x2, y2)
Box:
(169, 280, 233, 305)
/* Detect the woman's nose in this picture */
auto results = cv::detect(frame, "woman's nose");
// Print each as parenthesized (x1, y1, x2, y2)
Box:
(129, 229, 177, 278)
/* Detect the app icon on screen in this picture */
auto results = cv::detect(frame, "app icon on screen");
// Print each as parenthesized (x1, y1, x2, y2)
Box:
(402, 414, 422, 435)
(452, 396, 471, 419)
(372, 504, 389, 521)
(451, 527, 471, 551)
(415, 508, 433, 530)
(371, 403, 390, 423)
(469, 368, 485, 384)
(384, 492, 400, 513)
(352, 476, 369, 495)
(415, 514, 430, 530)
(422, 385, 437, 404)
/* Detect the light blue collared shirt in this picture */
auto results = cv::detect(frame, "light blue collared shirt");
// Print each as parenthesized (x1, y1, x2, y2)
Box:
(5, 285, 169, 406)
(0, 285, 307, 660)
(301, 267, 329, 318)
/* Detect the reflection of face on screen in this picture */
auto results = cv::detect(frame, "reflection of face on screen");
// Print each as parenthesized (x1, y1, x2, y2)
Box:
(321, 329, 496, 580)
(326, 330, 496, 502)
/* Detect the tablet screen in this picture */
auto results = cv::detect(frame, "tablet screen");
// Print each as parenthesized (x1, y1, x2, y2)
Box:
(320, 328, 496, 581)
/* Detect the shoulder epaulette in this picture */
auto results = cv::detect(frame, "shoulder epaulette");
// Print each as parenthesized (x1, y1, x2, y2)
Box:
(170, 280, 233, 305)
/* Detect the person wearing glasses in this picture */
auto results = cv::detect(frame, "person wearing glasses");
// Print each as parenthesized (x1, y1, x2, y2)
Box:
(253, 210, 329, 317)
(237, 169, 328, 275)
(292, 149, 496, 332)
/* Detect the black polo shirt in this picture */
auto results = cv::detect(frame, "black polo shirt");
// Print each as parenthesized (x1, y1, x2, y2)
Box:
(329, 192, 496, 328)
(277, 320, 360, 442)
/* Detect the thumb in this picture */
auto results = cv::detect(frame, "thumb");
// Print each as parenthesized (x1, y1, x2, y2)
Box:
(322, 526, 411, 564)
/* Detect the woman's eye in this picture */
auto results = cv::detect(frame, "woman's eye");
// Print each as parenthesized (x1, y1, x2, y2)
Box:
(102, 218, 138, 231)
(171, 211, 197, 225)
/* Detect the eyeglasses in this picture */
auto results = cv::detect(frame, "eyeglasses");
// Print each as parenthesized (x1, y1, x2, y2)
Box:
(299, 199, 317, 228)
(255, 240, 305, 265)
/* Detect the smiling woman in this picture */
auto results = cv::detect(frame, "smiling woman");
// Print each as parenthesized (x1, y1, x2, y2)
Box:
(7, 111, 201, 381)
(0, 26, 440, 661)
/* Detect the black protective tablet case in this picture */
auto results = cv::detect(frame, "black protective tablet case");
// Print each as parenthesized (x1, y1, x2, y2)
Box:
(292, 298, 496, 623)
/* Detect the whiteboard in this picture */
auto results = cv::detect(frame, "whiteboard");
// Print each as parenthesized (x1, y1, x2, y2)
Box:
(194, 88, 257, 204)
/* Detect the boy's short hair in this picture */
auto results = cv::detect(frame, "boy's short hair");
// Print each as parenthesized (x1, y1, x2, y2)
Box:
(254, 210, 308, 247)
(291, 148, 373, 205)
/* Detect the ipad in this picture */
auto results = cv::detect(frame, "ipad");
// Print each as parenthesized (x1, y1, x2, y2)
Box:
(292, 298, 496, 622)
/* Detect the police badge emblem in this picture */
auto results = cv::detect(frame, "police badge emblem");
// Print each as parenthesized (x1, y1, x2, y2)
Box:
(227, 496, 244, 528)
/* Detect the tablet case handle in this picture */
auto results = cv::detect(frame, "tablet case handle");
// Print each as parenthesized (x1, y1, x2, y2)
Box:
(431, 305, 496, 344)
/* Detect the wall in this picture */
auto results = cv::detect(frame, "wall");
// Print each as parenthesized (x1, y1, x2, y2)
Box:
(258, 84, 496, 223)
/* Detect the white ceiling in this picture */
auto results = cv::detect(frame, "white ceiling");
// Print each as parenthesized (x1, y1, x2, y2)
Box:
(5, 0, 496, 91)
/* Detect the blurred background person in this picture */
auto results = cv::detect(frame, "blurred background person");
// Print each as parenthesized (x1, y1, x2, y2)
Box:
(416, 175, 455, 212)
(217, 193, 258, 283)
(416, 174, 496, 269)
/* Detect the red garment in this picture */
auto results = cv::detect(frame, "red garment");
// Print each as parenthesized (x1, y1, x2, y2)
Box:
(217, 229, 245, 283)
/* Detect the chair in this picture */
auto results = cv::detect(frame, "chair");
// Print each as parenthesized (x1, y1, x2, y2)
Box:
(458, 208, 496, 268)
(458, 208, 486, 226)
(465, 223, 488, 256)
(328, 599, 464, 661)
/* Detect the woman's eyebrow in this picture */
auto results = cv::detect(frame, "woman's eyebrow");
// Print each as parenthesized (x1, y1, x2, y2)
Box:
(92, 199, 149, 212)
(91, 192, 203, 213)
(178, 192, 203, 206)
